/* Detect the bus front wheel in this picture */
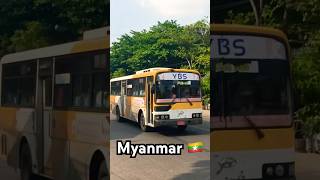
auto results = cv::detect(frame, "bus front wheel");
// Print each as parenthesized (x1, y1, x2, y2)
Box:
(20, 143, 33, 180)
(116, 106, 123, 122)
(139, 113, 151, 132)
(97, 160, 108, 180)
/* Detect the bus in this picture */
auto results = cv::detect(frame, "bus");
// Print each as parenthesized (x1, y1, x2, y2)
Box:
(211, 24, 295, 179)
(110, 68, 203, 132)
(0, 27, 109, 180)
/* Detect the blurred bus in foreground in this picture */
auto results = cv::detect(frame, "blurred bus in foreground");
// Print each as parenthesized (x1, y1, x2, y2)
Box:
(0, 27, 109, 180)
(110, 68, 202, 132)
(211, 24, 295, 180)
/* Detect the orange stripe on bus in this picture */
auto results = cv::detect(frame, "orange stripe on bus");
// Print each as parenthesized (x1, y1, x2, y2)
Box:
(211, 128, 294, 151)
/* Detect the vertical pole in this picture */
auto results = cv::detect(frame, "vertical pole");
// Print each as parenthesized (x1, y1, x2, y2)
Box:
(260, 0, 263, 25)
(249, 0, 263, 26)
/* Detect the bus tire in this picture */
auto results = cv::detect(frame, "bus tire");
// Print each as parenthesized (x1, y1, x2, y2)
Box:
(116, 106, 123, 122)
(177, 125, 187, 132)
(139, 113, 151, 132)
(20, 142, 33, 180)
(97, 159, 108, 180)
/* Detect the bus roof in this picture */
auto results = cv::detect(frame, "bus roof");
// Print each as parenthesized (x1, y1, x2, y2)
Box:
(211, 24, 287, 41)
(110, 68, 200, 82)
(1, 27, 109, 64)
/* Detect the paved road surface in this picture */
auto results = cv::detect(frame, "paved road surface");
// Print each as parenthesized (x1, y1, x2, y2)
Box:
(0, 160, 19, 180)
(110, 110, 211, 180)
(1, 109, 320, 180)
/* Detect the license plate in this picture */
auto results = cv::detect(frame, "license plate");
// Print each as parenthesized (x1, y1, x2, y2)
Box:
(177, 120, 185, 126)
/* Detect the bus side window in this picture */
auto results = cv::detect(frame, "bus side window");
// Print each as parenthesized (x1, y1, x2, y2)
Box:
(127, 79, 133, 96)
(111, 81, 121, 96)
(121, 81, 126, 95)
(93, 73, 106, 108)
(72, 74, 91, 107)
(55, 85, 71, 107)
(20, 77, 35, 106)
(55, 59, 72, 108)
(1, 61, 36, 107)
(2, 79, 19, 105)
(139, 78, 145, 97)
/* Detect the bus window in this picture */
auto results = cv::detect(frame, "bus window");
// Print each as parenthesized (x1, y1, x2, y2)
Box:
(138, 78, 145, 96)
(44, 78, 52, 107)
(1, 61, 36, 107)
(55, 85, 71, 107)
(111, 81, 121, 96)
(55, 51, 107, 110)
(20, 77, 35, 107)
(2, 79, 19, 105)
(94, 54, 107, 69)
(121, 81, 126, 95)
(93, 73, 106, 108)
(127, 79, 133, 96)
(72, 74, 91, 107)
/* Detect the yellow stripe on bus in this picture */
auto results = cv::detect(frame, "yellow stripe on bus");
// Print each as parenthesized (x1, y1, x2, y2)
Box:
(211, 128, 294, 152)
(72, 37, 109, 54)
(0, 107, 17, 131)
(170, 102, 202, 110)
(53, 111, 76, 139)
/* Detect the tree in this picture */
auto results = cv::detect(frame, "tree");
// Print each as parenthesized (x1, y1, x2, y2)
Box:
(111, 19, 210, 99)
(0, 0, 108, 56)
(223, 1, 320, 149)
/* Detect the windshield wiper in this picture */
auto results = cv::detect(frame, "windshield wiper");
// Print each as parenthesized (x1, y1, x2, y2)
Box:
(171, 96, 176, 104)
(243, 115, 265, 139)
(185, 97, 193, 105)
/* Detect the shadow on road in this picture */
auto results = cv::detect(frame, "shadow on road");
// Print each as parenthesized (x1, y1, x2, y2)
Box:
(110, 118, 142, 140)
(111, 117, 209, 140)
(171, 160, 210, 180)
(157, 126, 209, 137)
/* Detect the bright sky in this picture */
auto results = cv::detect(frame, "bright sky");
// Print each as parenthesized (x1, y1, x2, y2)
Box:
(111, 0, 210, 43)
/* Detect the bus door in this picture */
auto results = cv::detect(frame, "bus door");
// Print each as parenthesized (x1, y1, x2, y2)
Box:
(37, 60, 53, 175)
(146, 77, 153, 125)
(120, 80, 127, 117)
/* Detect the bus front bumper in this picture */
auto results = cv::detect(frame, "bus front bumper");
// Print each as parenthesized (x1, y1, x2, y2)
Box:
(154, 118, 202, 127)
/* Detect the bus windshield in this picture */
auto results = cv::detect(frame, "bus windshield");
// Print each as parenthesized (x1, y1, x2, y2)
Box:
(214, 60, 289, 116)
(155, 72, 201, 103)
(211, 34, 292, 128)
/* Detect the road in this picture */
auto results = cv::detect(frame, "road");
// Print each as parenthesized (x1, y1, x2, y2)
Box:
(0, 160, 19, 180)
(1, 109, 320, 180)
(110, 110, 211, 180)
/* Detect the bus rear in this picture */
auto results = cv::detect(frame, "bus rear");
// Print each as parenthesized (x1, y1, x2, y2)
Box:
(211, 24, 295, 180)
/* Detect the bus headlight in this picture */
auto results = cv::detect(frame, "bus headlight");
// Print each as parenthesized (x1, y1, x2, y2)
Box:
(263, 163, 294, 178)
(155, 115, 170, 120)
(192, 113, 202, 118)
(275, 165, 285, 176)
(265, 167, 274, 176)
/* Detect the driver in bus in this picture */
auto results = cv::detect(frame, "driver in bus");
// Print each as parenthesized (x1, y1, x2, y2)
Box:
(171, 86, 177, 99)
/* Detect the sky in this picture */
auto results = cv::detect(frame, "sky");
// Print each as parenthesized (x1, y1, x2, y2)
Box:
(110, 0, 210, 43)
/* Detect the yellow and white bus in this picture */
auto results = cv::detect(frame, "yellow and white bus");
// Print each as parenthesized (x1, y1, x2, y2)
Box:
(211, 24, 295, 179)
(0, 27, 109, 180)
(110, 68, 203, 132)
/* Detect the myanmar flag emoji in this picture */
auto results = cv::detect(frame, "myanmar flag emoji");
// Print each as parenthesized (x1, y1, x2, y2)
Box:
(188, 142, 204, 153)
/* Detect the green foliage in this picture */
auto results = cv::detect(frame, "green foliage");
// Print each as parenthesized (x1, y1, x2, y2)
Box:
(10, 21, 49, 52)
(111, 19, 210, 98)
(224, 0, 320, 116)
(296, 104, 320, 138)
(293, 31, 320, 105)
(112, 68, 126, 78)
(0, 0, 108, 56)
